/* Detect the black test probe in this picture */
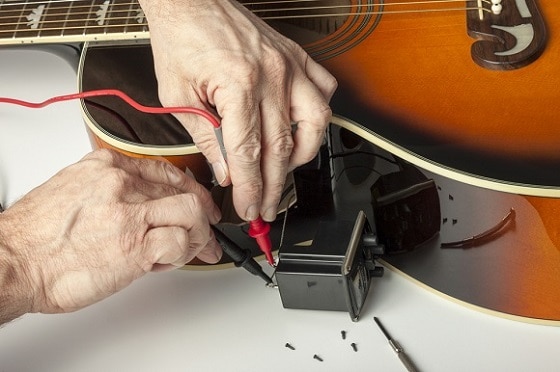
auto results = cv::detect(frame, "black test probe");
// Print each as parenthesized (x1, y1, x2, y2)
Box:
(211, 226, 274, 285)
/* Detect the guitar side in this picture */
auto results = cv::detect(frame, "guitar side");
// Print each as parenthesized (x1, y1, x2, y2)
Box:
(328, 115, 560, 325)
(319, 1, 560, 195)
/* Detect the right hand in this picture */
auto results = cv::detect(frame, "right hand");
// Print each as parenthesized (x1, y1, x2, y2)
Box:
(140, 0, 338, 222)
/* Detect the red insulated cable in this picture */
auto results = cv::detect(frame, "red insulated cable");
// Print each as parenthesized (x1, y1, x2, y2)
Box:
(0, 89, 274, 265)
(0, 89, 221, 128)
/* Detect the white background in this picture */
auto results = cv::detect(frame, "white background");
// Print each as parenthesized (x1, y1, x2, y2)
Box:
(1, 48, 559, 372)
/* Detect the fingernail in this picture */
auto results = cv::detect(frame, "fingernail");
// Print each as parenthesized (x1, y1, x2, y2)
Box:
(211, 238, 223, 261)
(197, 245, 222, 264)
(262, 206, 277, 222)
(211, 162, 228, 185)
(166, 164, 183, 184)
(212, 205, 222, 224)
(245, 204, 259, 221)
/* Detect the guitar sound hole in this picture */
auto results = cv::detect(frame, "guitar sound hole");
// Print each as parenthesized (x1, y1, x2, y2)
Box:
(253, 0, 352, 44)
(81, 44, 193, 146)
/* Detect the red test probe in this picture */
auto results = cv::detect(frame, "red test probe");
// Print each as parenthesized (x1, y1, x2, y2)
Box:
(248, 216, 275, 266)
(211, 132, 275, 266)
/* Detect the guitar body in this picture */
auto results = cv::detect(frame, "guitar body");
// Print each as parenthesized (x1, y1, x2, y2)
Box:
(78, 0, 560, 195)
(4, 0, 560, 323)
(331, 116, 560, 325)
(313, 0, 560, 196)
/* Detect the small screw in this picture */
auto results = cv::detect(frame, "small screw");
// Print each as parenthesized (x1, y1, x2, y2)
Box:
(351, 343, 358, 352)
(285, 343, 295, 350)
(313, 354, 324, 362)
(341, 330, 347, 340)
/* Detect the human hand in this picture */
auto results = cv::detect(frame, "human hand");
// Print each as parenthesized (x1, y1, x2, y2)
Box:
(0, 149, 222, 315)
(139, 0, 337, 222)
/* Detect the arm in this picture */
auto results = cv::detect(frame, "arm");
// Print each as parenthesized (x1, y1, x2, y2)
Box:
(138, 0, 337, 222)
(0, 149, 222, 325)
(0, 235, 33, 325)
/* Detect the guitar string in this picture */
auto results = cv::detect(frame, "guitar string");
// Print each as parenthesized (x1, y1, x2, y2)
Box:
(0, 0, 494, 16)
(244, 0, 494, 15)
(0, 0, 495, 10)
(0, 2, 494, 19)
(0, 0, 495, 32)
(0, 0, 493, 8)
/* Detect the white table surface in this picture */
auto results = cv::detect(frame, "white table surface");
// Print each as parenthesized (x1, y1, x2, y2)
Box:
(1, 47, 560, 372)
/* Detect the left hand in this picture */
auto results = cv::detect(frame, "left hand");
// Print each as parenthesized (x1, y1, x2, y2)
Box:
(0, 150, 222, 315)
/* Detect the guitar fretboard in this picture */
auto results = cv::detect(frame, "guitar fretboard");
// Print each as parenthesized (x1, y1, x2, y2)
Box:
(0, 0, 149, 45)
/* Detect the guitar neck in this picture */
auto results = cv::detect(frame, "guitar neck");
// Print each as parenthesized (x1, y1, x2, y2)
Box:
(0, 0, 149, 45)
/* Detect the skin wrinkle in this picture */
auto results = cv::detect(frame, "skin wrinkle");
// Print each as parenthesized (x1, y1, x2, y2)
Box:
(61, 205, 82, 240)
(141, 0, 336, 222)
(4, 149, 221, 318)
(1, 0, 338, 325)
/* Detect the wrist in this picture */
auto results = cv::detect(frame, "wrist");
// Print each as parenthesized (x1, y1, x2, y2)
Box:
(0, 213, 36, 325)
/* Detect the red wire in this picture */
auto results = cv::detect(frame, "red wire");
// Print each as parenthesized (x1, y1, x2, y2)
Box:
(0, 88, 275, 265)
(0, 88, 221, 129)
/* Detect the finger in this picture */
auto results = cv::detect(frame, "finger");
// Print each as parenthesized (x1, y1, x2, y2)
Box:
(90, 150, 221, 224)
(289, 77, 333, 169)
(143, 193, 210, 247)
(144, 226, 195, 269)
(178, 113, 231, 188)
(258, 97, 294, 222)
(218, 90, 263, 221)
(159, 80, 231, 187)
(144, 226, 221, 269)
(84, 150, 184, 189)
(303, 57, 338, 101)
(196, 229, 223, 264)
(144, 193, 208, 230)
(141, 195, 222, 266)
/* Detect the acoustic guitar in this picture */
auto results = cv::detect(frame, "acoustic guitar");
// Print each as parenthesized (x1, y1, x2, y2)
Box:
(2, 0, 560, 324)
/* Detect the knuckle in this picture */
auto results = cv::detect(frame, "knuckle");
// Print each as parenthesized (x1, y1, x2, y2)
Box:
(180, 193, 204, 216)
(84, 148, 119, 163)
(191, 130, 219, 154)
(231, 58, 260, 87)
(268, 129, 294, 160)
(310, 103, 333, 127)
(230, 131, 262, 164)
(264, 50, 289, 76)
(102, 167, 131, 191)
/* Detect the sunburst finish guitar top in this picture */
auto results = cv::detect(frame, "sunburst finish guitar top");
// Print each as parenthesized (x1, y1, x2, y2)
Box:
(308, 0, 560, 195)
(1, 0, 558, 194)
